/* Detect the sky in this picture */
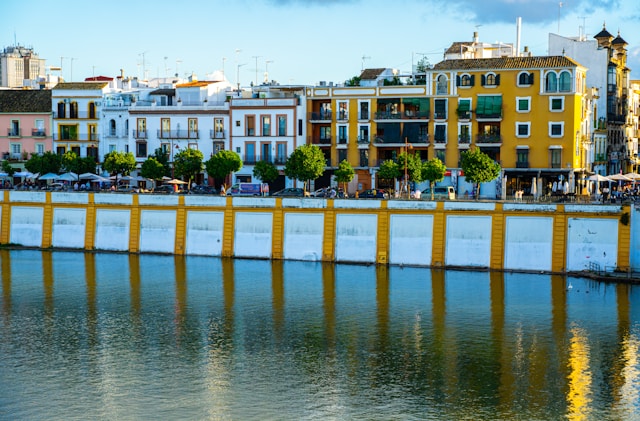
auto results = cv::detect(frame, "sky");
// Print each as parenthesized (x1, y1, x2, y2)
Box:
(2, 0, 640, 86)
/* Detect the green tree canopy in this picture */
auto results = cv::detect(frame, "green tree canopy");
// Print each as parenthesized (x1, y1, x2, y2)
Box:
(151, 148, 171, 177)
(205, 150, 242, 188)
(253, 160, 279, 185)
(460, 148, 501, 198)
(1, 160, 15, 178)
(283, 144, 326, 192)
(25, 151, 61, 175)
(140, 157, 167, 189)
(421, 158, 447, 200)
(102, 151, 136, 184)
(60, 151, 96, 179)
(173, 148, 204, 188)
(377, 159, 400, 183)
(334, 159, 355, 193)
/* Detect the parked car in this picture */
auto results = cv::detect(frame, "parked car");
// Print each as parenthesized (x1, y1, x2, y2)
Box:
(153, 185, 183, 194)
(358, 188, 389, 199)
(189, 185, 218, 195)
(227, 183, 263, 196)
(422, 185, 456, 200)
(272, 187, 310, 197)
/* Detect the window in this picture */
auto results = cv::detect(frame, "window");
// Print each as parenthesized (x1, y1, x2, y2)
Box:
(9, 120, 20, 137)
(87, 146, 98, 160)
(136, 118, 147, 138)
(518, 72, 534, 86)
(359, 126, 369, 143)
(109, 144, 116, 153)
(109, 119, 117, 136)
(457, 99, 471, 119)
(246, 116, 255, 136)
(476, 96, 502, 118)
(545, 72, 558, 92)
(261, 143, 271, 162)
(458, 124, 471, 144)
(69, 102, 78, 118)
(516, 148, 529, 168)
(482, 73, 500, 86)
(549, 148, 562, 168)
(338, 149, 347, 163)
(359, 101, 369, 120)
(338, 102, 348, 120)
(56, 146, 66, 155)
(214, 118, 224, 138)
(549, 122, 564, 137)
(359, 149, 369, 167)
(549, 97, 564, 111)
(34, 119, 45, 137)
(161, 118, 170, 138)
(320, 126, 331, 142)
(516, 97, 530, 112)
(458, 74, 473, 87)
(188, 118, 198, 138)
(277, 115, 286, 136)
(559, 71, 571, 92)
(11, 143, 21, 156)
(516, 122, 530, 137)
(136, 141, 147, 158)
(276, 143, 287, 164)
(57, 102, 66, 119)
(338, 126, 347, 144)
(434, 124, 446, 143)
(434, 99, 447, 119)
(245, 143, 256, 164)
(436, 75, 448, 95)
(261, 115, 271, 136)
(60, 125, 78, 140)
(89, 102, 96, 119)
(435, 149, 446, 163)
(36, 143, 45, 155)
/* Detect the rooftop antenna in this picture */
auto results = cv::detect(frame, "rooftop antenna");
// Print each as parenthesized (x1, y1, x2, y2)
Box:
(361, 55, 371, 71)
(139, 51, 148, 80)
(578, 16, 587, 40)
(557, 2, 563, 34)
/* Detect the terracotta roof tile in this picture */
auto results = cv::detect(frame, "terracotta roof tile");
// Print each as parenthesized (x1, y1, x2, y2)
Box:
(0, 89, 52, 113)
(359, 68, 386, 80)
(53, 82, 109, 90)
(432, 56, 583, 71)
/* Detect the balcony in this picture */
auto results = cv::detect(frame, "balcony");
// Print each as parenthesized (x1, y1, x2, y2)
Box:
(54, 111, 98, 119)
(475, 110, 502, 119)
(516, 161, 530, 168)
(309, 136, 332, 145)
(457, 110, 472, 120)
(476, 134, 502, 144)
(337, 137, 348, 146)
(433, 137, 447, 145)
(209, 129, 227, 140)
(433, 111, 447, 120)
(309, 111, 332, 122)
(133, 130, 148, 139)
(458, 135, 471, 145)
(32, 129, 47, 137)
(157, 130, 200, 139)
(409, 135, 430, 145)
(53, 133, 100, 141)
(357, 136, 370, 144)
(243, 155, 257, 165)
(7, 128, 21, 137)
(336, 111, 349, 121)
(358, 112, 369, 120)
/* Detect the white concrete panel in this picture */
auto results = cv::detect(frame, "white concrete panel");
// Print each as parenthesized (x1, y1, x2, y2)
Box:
(9, 191, 46, 203)
(282, 198, 327, 209)
(51, 192, 89, 204)
(234, 212, 273, 258)
(184, 196, 227, 207)
(10, 206, 43, 247)
(445, 215, 492, 267)
(444, 202, 496, 211)
(387, 201, 437, 210)
(631, 206, 640, 271)
(335, 213, 378, 263)
(185, 211, 224, 256)
(504, 216, 553, 271)
(564, 204, 620, 213)
(94, 194, 133, 205)
(334, 200, 381, 209)
(138, 195, 180, 206)
(94, 209, 131, 251)
(232, 197, 276, 208)
(389, 214, 433, 266)
(52, 208, 86, 249)
(139, 210, 177, 253)
(283, 213, 324, 261)
(503, 203, 556, 212)
(566, 218, 618, 272)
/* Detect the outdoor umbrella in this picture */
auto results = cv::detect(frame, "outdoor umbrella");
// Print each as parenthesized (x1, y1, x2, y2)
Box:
(56, 172, 78, 182)
(79, 173, 100, 180)
(38, 172, 58, 181)
(587, 174, 610, 182)
(165, 179, 187, 185)
(608, 173, 632, 182)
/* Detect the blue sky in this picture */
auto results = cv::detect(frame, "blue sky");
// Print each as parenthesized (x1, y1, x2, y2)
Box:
(2, 0, 639, 86)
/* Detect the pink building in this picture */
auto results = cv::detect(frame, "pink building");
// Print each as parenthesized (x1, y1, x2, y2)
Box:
(0, 90, 52, 164)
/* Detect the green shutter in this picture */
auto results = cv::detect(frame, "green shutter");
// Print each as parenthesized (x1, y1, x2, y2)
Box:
(458, 100, 470, 111)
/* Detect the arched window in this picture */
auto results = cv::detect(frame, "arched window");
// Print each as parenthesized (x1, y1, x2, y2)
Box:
(436, 75, 447, 95)
(88, 102, 96, 118)
(518, 72, 533, 86)
(57, 102, 66, 118)
(486, 74, 496, 86)
(545, 72, 558, 92)
(109, 119, 116, 136)
(461, 74, 471, 86)
(559, 71, 571, 92)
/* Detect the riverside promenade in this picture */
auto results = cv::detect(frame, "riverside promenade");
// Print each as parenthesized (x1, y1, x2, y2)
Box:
(1, 190, 638, 276)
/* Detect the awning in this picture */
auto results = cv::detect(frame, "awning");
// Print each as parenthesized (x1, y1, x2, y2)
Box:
(457, 100, 470, 111)
(476, 95, 502, 116)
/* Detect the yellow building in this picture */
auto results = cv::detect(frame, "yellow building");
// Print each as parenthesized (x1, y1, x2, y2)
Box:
(306, 56, 589, 197)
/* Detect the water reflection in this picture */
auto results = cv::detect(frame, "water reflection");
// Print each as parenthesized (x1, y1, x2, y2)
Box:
(0, 250, 639, 420)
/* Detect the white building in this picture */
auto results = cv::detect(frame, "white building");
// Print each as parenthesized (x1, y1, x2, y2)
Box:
(229, 85, 307, 190)
(0, 44, 46, 88)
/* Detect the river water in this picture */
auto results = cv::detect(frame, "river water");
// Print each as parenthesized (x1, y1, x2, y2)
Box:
(1, 250, 639, 420)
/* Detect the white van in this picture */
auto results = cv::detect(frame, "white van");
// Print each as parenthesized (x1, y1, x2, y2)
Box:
(422, 185, 456, 200)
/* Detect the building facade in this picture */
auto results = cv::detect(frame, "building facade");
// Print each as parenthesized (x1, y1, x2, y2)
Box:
(0, 45, 46, 89)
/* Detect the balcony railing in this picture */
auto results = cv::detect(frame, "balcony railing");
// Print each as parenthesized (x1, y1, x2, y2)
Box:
(54, 112, 98, 119)
(433, 137, 447, 144)
(309, 136, 333, 145)
(475, 110, 502, 119)
(32, 129, 47, 137)
(458, 135, 471, 144)
(337, 137, 348, 145)
(8, 128, 21, 137)
(336, 111, 348, 121)
(157, 130, 200, 139)
(358, 112, 369, 120)
(457, 110, 472, 120)
(209, 129, 227, 140)
(133, 130, 148, 139)
(357, 136, 370, 144)
(476, 134, 502, 144)
(310, 112, 332, 121)
(53, 133, 100, 141)
(516, 161, 530, 168)
(433, 111, 447, 119)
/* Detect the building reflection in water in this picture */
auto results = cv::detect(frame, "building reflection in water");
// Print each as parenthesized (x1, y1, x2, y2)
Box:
(0, 251, 639, 419)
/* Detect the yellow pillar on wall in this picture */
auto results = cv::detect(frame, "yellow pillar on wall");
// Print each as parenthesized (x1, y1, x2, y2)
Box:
(221, 196, 235, 257)
(0, 191, 11, 244)
(617, 205, 631, 271)
(272, 199, 284, 260)
(128, 195, 141, 253)
(174, 196, 186, 255)
(431, 202, 446, 267)
(41, 192, 53, 248)
(552, 205, 566, 272)
(377, 201, 389, 264)
(84, 193, 96, 250)
(491, 204, 505, 270)
(322, 200, 336, 262)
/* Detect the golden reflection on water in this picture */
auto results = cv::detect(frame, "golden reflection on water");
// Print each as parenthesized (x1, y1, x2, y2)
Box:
(567, 325, 593, 421)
